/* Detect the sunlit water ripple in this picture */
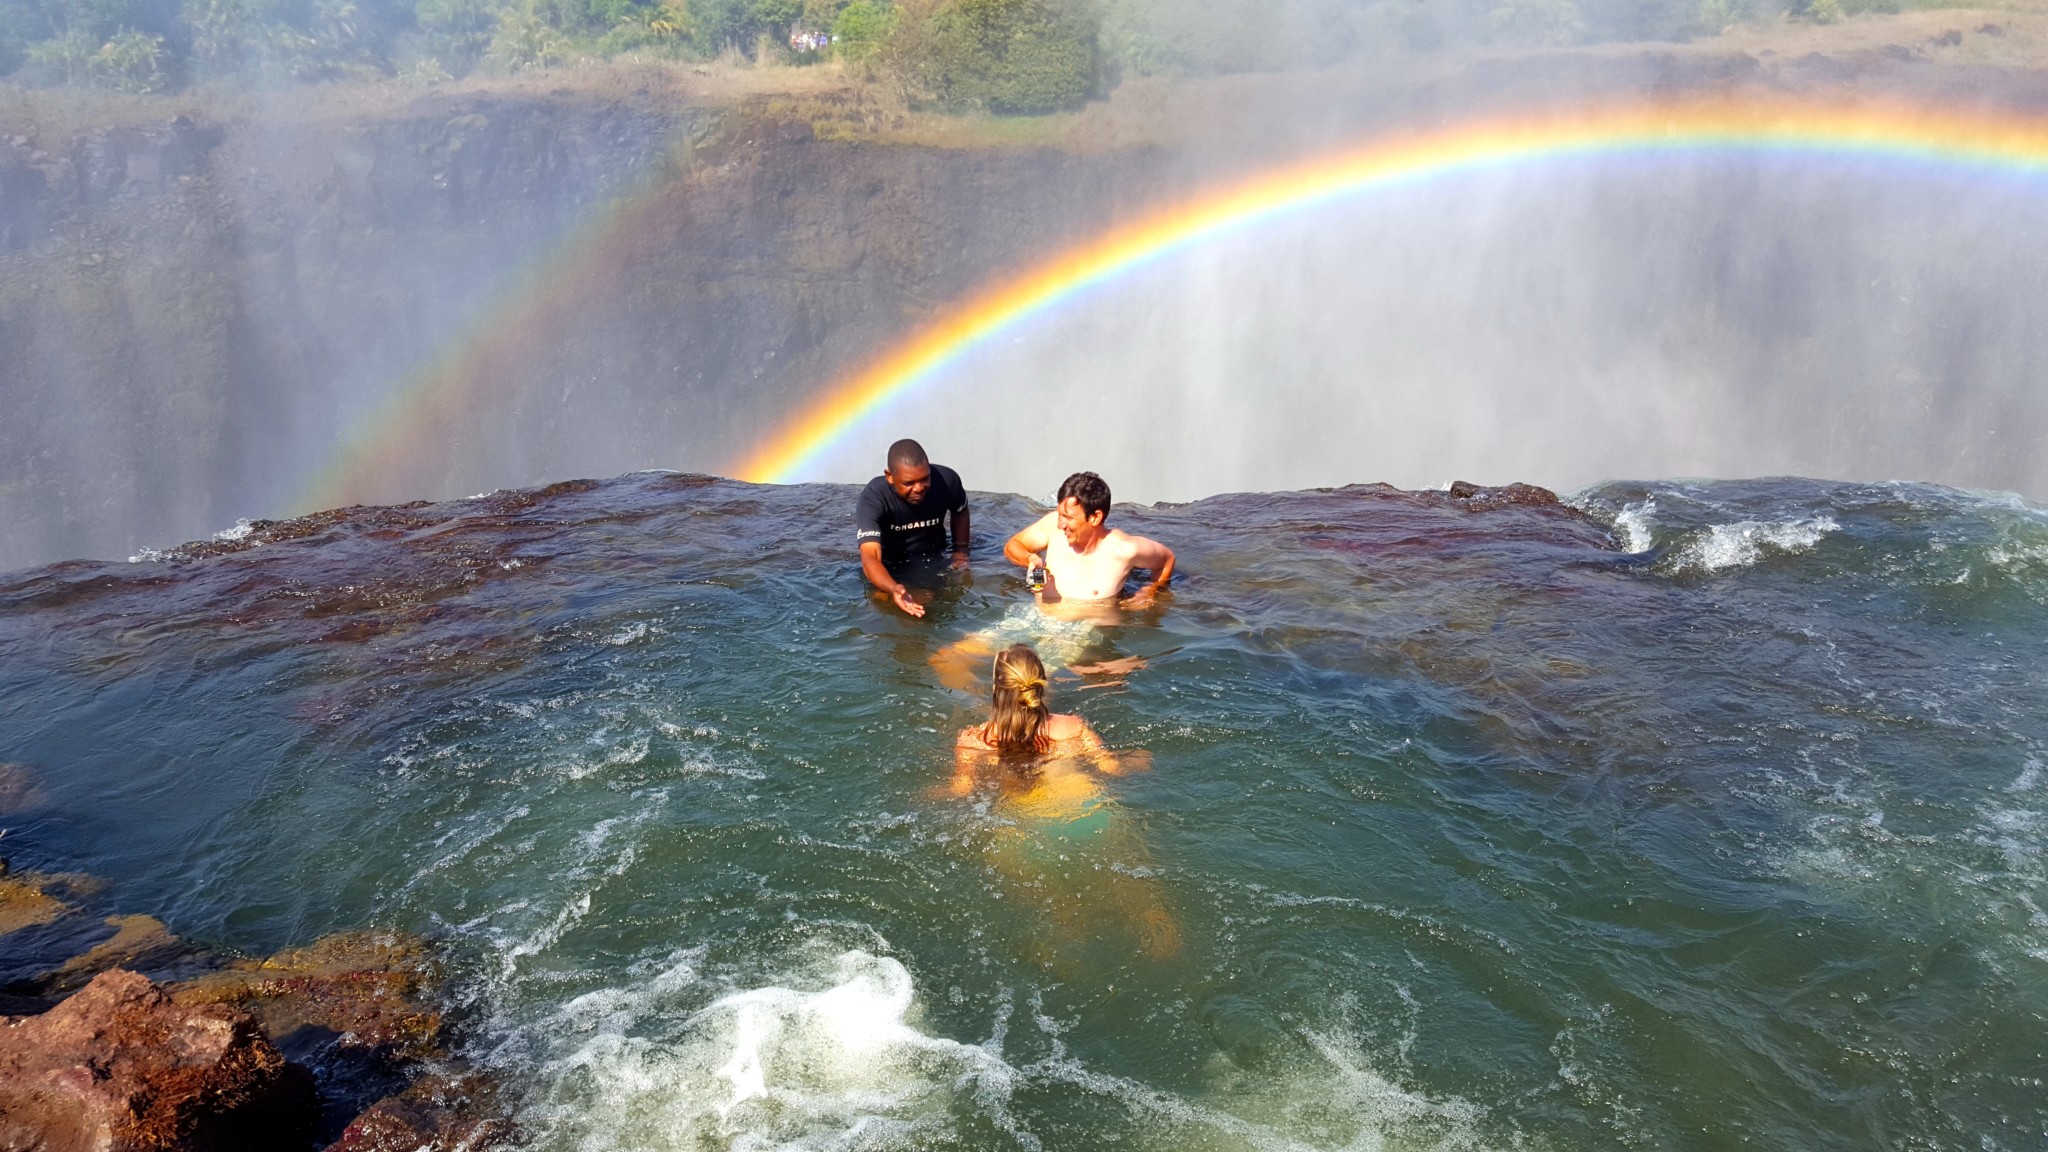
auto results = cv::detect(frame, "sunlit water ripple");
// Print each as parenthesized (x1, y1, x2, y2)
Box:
(2, 473, 2044, 1150)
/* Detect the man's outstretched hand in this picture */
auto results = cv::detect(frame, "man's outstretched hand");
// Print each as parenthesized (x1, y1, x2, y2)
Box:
(892, 585, 926, 617)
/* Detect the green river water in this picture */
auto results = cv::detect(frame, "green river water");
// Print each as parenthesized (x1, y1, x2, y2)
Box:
(1, 474, 2044, 1150)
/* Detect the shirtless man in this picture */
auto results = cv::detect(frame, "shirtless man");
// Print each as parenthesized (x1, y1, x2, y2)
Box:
(1004, 472, 1175, 610)
(929, 472, 1171, 692)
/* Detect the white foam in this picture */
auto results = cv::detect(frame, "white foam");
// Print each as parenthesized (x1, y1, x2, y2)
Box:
(212, 519, 254, 542)
(1669, 515, 1839, 574)
(519, 949, 1022, 1151)
(1612, 500, 1656, 554)
(1987, 538, 2048, 573)
(2009, 760, 2044, 794)
(504, 945, 1510, 1152)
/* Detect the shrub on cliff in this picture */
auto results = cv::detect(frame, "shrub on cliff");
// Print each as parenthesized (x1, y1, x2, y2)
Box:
(411, 0, 497, 71)
(830, 0, 890, 61)
(689, 0, 797, 53)
(883, 0, 1097, 114)
(4, 0, 185, 85)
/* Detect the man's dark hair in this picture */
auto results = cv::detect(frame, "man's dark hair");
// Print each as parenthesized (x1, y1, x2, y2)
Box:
(887, 439, 929, 472)
(1057, 472, 1111, 521)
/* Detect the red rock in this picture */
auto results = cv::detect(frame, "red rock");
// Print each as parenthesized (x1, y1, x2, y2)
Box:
(0, 968, 314, 1151)
(169, 932, 443, 1062)
(322, 1073, 513, 1152)
(1447, 480, 1564, 507)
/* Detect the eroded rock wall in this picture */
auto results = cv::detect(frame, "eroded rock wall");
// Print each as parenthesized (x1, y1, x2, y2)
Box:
(9, 48, 2048, 571)
(0, 85, 1184, 572)
(0, 92, 704, 570)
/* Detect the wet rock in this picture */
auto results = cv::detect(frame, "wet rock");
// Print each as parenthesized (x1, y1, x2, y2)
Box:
(0, 871, 98, 1012)
(0, 870, 72, 936)
(0, 968, 316, 1151)
(169, 931, 444, 1061)
(1446, 480, 1563, 508)
(323, 1073, 514, 1152)
(35, 914, 203, 997)
(170, 931, 446, 1136)
(2, 873, 210, 1010)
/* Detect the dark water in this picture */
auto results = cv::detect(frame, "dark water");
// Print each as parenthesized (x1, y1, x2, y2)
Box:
(1, 473, 2044, 1150)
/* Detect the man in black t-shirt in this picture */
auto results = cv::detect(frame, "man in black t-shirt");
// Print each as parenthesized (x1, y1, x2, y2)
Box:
(857, 439, 970, 618)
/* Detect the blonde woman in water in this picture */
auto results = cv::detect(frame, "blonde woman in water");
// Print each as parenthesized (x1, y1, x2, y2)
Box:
(952, 644, 1178, 959)
(955, 643, 1111, 762)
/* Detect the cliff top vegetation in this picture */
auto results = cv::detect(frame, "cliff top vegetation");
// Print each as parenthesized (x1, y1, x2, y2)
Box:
(5, 0, 2045, 117)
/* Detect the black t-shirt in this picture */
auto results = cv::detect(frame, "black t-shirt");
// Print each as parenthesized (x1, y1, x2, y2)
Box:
(856, 465, 967, 563)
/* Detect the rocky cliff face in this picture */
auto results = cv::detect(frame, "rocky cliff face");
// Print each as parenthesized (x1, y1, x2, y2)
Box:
(8, 47, 2048, 571)
(1, 90, 692, 570)
(0, 83, 1177, 571)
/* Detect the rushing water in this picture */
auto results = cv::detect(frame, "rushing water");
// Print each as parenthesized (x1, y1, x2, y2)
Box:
(1, 473, 2044, 1150)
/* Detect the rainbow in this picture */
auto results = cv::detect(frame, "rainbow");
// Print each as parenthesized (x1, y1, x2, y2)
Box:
(731, 96, 2048, 485)
(296, 166, 681, 514)
(301, 95, 2048, 509)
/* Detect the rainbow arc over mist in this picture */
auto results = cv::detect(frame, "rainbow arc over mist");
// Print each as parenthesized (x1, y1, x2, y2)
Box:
(302, 96, 2048, 509)
(731, 97, 2048, 485)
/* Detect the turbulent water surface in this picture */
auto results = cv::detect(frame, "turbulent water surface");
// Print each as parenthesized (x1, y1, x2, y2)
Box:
(1, 473, 2044, 1150)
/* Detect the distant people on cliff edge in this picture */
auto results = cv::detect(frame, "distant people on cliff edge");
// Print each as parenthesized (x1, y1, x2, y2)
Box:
(857, 438, 970, 618)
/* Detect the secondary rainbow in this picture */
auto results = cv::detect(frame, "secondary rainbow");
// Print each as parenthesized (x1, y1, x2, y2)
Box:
(732, 95, 2048, 485)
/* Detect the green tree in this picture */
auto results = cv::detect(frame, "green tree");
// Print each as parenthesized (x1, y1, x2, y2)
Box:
(21, 26, 94, 78)
(592, 0, 693, 54)
(484, 0, 562, 67)
(181, 0, 254, 72)
(90, 23, 164, 84)
(688, 0, 796, 53)
(889, 0, 1095, 113)
(412, 0, 495, 70)
(7, 0, 183, 80)
(830, 0, 890, 59)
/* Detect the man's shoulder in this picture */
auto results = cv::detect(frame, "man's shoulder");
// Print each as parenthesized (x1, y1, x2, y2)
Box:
(1106, 528, 1149, 554)
(855, 476, 892, 531)
(856, 475, 893, 508)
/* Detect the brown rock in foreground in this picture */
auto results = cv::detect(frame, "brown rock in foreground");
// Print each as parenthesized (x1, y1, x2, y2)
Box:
(0, 968, 315, 1151)
(323, 1073, 514, 1152)
(170, 931, 444, 1063)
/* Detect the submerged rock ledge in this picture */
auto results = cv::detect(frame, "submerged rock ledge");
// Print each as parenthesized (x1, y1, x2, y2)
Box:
(0, 868, 508, 1152)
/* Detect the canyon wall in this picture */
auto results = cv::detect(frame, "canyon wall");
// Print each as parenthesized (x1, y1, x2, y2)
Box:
(6, 46, 2048, 571)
